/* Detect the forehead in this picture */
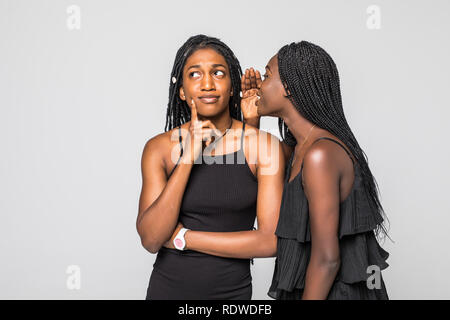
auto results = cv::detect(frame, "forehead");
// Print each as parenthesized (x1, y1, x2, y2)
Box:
(184, 47, 228, 70)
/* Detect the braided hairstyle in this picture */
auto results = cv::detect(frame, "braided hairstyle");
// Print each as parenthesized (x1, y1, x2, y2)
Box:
(164, 34, 243, 131)
(277, 41, 390, 242)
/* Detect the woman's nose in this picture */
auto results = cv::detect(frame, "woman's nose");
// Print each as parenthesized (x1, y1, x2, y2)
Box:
(201, 74, 215, 90)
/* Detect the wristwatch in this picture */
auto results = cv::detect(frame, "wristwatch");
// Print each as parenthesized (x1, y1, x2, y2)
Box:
(173, 227, 189, 250)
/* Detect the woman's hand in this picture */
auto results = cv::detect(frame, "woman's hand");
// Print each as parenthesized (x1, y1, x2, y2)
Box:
(241, 68, 262, 126)
(182, 98, 221, 164)
(163, 222, 185, 249)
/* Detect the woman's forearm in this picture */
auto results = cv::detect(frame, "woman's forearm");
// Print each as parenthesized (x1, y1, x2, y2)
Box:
(184, 229, 277, 259)
(301, 259, 340, 299)
(137, 160, 193, 253)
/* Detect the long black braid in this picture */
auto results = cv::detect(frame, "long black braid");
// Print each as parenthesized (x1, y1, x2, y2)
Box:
(164, 34, 243, 131)
(277, 41, 390, 242)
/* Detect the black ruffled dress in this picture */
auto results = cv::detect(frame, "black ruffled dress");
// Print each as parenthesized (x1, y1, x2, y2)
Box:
(268, 137, 390, 300)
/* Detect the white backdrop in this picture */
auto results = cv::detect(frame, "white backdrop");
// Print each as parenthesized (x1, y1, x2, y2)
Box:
(1, 0, 449, 299)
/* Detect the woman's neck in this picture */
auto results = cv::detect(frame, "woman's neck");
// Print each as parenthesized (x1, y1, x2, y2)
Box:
(281, 106, 316, 147)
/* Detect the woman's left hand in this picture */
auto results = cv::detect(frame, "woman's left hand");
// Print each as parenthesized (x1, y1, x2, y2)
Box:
(241, 68, 262, 123)
(163, 222, 185, 249)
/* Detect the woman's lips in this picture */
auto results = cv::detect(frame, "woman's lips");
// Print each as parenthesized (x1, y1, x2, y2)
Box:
(199, 96, 219, 104)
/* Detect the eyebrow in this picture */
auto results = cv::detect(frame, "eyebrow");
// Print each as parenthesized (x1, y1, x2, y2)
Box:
(187, 63, 227, 71)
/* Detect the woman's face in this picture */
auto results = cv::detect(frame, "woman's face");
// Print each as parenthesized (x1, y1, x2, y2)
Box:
(179, 48, 232, 119)
(256, 54, 289, 117)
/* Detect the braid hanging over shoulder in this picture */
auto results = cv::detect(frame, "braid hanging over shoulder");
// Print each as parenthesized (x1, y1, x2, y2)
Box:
(277, 41, 390, 242)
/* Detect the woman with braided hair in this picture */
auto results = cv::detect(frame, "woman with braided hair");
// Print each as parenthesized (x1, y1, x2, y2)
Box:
(241, 41, 390, 299)
(137, 35, 285, 299)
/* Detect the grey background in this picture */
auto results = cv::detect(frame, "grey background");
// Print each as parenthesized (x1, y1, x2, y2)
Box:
(1, 0, 449, 299)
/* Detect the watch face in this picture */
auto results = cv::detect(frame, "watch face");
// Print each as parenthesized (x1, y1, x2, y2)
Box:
(174, 238, 183, 248)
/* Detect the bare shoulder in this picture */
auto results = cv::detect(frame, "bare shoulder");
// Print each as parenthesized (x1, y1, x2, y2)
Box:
(242, 122, 284, 168)
(303, 142, 335, 169)
(141, 124, 187, 168)
(245, 123, 291, 161)
(141, 132, 166, 171)
(243, 121, 278, 145)
(242, 121, 259, 136)
(302, 137, 352, 175)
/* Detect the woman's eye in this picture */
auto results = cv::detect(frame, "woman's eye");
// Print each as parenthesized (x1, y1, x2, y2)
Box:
(190, 71, 200, 78)
(214, 70, 225, 76)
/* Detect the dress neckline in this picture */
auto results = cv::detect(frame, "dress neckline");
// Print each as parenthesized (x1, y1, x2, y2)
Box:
(202, 148, 242, 158)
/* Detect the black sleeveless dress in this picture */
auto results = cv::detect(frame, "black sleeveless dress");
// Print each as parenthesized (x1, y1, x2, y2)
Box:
(146, 122, 258, 300)
(268, 137, 390, 300)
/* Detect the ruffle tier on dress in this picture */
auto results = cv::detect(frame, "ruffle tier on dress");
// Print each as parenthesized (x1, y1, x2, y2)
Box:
(268, 163, 390, 300)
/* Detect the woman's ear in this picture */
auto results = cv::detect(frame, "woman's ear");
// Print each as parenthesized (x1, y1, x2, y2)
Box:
(179, 87, 186, 101)
(283, 83, 292, 98)
(230, 89, 233, 96)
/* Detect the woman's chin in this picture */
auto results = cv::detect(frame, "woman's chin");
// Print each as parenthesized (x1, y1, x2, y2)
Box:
(197, 104, 227, 118)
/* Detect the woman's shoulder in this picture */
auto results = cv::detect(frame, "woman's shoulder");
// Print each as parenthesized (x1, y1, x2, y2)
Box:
(301, 134, 355, 184)
(146, 123, 190, 146)
(240, 121, 285, 167)
(242, 120, 281, 143)
(142, 124, 189, 164)
(303, 135, 354, 167)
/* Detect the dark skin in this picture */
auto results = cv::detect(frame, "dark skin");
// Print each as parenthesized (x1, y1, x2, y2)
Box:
(241, 55, 356, 299)
(137, 48, 285, 259)
(240, 68, 294, 161)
